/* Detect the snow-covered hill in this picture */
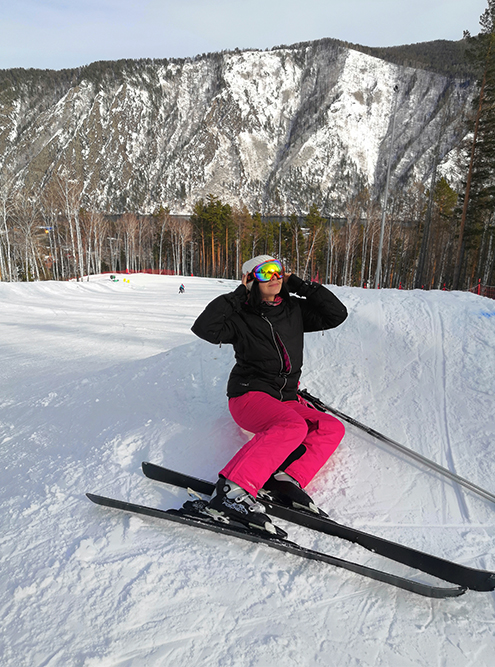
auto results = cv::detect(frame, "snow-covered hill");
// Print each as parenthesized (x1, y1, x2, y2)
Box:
(0, 41, 472, 214)
(1, 274, 495, 666)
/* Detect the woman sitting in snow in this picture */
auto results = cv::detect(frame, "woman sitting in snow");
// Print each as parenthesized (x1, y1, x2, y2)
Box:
(191, 255, 348, 536)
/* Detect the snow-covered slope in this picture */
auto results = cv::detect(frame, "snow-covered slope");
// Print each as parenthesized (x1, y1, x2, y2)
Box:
(0, 42, 472, 214)
(1, 274, 495, 666)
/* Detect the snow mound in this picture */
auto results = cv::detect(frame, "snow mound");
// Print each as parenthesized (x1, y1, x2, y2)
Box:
(1, 274, 494, 666)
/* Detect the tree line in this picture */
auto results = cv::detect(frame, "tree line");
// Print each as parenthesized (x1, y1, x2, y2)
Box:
(1, 174, 490, 291)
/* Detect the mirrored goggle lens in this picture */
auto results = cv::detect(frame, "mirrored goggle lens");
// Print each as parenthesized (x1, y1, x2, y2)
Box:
(253, 260, 284, 282)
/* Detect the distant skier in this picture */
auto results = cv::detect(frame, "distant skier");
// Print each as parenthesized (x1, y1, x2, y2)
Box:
(191, 255, 348, 536)
(179, 284, 185, 294)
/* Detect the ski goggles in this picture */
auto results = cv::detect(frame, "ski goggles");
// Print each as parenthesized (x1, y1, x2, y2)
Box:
(250, 259, 285, 282)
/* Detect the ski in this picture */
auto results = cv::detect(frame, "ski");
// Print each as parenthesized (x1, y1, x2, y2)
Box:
(141, 461, 495, 593)
(86, 492, 466, 598)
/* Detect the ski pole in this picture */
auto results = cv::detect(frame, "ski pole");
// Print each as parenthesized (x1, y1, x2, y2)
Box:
(298, 388, 495, 507)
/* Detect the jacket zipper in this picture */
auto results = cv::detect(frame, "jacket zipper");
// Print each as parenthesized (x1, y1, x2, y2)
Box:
(261, 314, 289, 401)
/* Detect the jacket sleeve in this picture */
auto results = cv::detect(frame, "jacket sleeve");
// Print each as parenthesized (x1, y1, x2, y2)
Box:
(191, 284, 247, 344)
(286, 274, 348, 332)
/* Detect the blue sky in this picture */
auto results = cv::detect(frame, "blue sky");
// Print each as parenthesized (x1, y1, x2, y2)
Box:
(0, 0, 488, 71)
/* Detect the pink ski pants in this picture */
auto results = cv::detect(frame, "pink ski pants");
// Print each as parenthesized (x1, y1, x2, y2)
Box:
(220, 391, 345, 497)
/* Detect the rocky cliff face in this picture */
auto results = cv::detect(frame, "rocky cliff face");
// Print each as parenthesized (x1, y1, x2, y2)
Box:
(0, 40, 473, 215)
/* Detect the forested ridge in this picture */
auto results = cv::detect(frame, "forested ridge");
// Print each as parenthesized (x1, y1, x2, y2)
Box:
(0, 36, 476, 95)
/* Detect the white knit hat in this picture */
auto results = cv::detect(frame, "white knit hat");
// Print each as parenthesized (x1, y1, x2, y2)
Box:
(242, 255, 276, 290)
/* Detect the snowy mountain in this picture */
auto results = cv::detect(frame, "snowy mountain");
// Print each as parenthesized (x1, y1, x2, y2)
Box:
(1, 274, 495, 665)
(0, 40, 473, 215)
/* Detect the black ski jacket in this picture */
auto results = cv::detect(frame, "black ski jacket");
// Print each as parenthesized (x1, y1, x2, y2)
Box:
(191, 274, 347, 401)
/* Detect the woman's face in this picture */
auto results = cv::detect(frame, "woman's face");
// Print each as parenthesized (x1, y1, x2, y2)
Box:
(257, 274, 283, 301)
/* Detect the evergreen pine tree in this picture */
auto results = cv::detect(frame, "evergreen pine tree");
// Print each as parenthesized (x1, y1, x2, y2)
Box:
(453, 1, 495, 288)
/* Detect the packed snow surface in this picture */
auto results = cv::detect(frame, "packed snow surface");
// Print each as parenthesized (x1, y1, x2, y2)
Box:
(1, 273, 495, 667)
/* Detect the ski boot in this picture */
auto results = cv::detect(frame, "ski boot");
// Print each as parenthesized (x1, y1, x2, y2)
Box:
(205, 478, 287, 538)
(260, 471, 327, 516)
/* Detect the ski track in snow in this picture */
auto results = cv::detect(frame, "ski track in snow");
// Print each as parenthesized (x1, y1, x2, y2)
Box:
(1, 274, 495, 667)
(423, 295, 471, 525)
